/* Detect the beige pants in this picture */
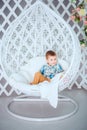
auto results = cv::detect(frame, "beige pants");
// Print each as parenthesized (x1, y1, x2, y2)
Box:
(31, 72, 50, 85)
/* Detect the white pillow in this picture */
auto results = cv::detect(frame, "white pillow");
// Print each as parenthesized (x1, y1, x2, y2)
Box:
(58, 59, 69, 71)
(21, 57, 46, 77)
(19, 70, 33, 82)
(10, 72, 28, 83)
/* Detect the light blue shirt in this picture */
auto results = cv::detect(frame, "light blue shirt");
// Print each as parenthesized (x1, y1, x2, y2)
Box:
(40, 64, 63, 79)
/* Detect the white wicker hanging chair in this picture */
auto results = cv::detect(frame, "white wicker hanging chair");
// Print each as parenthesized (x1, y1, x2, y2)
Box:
(0, 1, 81, 121)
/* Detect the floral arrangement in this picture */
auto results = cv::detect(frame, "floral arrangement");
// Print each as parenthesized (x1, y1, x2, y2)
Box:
(70, 0, 87, 47)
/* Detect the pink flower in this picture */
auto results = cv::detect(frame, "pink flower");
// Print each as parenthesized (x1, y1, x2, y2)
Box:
(72, 9, 75, 13)
(76, 7, 80, 11)
(80, 16, 82, 21)
(84, 16, 87, 19)
(84, 21, 87, 25)
(70, 15, 75, 20)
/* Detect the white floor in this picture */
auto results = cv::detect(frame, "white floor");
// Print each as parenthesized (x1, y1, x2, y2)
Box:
(0, 87, 87, 130)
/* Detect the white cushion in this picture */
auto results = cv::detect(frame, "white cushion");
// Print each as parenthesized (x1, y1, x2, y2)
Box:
(19, 70, 33, 82)
(21, 57, 46, 78)
(10, 72, 28, 83)
(58, 59, 69, 71)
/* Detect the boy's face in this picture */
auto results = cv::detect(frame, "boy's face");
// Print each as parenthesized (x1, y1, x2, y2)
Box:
(47, 55, 57, 66)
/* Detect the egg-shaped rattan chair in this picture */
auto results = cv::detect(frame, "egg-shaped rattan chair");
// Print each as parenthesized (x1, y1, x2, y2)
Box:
(0, 1, 81, 121)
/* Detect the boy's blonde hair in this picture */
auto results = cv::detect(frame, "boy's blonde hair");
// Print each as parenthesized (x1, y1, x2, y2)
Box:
(45, 50, 57, 59)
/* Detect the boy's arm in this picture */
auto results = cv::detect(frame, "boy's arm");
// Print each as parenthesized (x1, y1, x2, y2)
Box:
(40, 65, 45, 75)
(58, 64, 64, 73)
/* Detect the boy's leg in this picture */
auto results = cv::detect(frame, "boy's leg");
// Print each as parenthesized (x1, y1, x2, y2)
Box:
(31, 72, 50, 85)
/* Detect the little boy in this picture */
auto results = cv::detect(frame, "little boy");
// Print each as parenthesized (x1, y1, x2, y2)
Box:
(30, 50, 64, 85)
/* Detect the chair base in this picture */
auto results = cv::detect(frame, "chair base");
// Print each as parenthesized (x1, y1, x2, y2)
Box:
(7, 95, 78, 122)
